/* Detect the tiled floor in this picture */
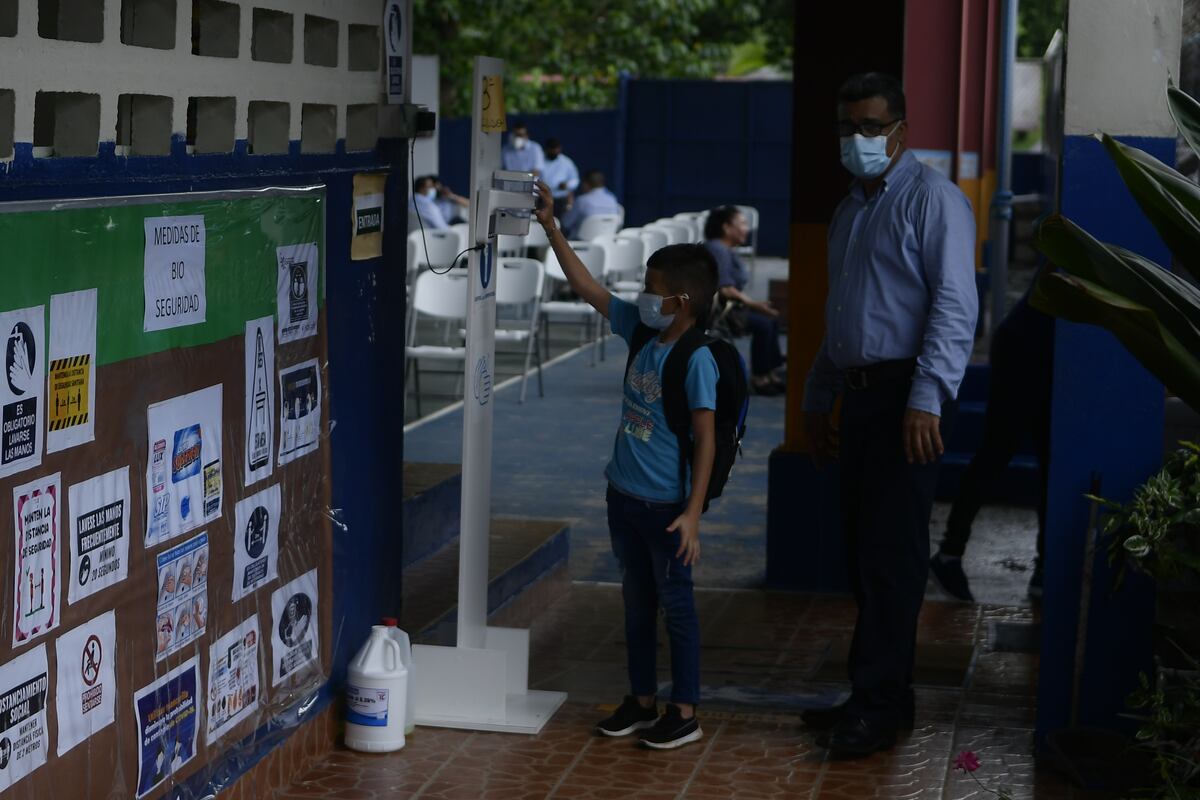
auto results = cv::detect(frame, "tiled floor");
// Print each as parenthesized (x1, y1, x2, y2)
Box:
(274, 585, 1107, 799)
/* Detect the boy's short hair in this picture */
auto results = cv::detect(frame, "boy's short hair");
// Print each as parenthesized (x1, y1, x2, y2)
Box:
(704, 206, 740, 241)
(647, 244, 719, 327)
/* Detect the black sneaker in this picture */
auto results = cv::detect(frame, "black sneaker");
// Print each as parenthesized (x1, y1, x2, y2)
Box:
(595, 696, 658, 737)
(638, 704, 703, 750)
(929, 553, 974, 602)
(1028, 561, 1044, 600)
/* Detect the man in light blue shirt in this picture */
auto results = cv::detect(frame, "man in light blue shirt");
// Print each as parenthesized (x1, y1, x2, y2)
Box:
(800, 73, 979, 758)
(501, 121, 545, 175)
(561, 170, 621, 239)
(541, 138, 579, 218)
(411, 175, 448, 230)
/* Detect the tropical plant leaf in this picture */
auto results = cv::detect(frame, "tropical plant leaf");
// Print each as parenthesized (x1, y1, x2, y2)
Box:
(1099, 134, 1200, 282)
(1036, 215, 1200, 354)
(1168, 81, 1200, 162)
(1030, 271, 1200, 410)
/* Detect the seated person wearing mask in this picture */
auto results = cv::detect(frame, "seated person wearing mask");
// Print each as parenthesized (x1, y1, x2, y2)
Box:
(561, 170, 621, 239)
(433, 176, 469, 224)
(541, 138, 580, 218)
(704, 206, 785, 395)
(501, 121, 546, 176)
(412, 175, 449, 230)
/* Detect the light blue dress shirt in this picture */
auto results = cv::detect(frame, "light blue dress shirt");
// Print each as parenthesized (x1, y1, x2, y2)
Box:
(501, 139, 546, 174)
(561, 187, 621, 238)
(412, 192, 448, 230)
(802, 150, 979, 417)
(541, 154, 580, 199)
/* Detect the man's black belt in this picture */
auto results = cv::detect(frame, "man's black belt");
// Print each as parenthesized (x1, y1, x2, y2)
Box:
(843, 358, 918, 391)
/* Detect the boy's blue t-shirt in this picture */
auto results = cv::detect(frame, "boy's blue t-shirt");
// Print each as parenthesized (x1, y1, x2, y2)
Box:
(605, 297, 719, 503)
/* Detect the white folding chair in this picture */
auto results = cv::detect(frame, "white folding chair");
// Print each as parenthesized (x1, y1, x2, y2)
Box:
(448, 222, 471, 254)
(575, 213, 622, 241)
(638, 226, 671, 260)
(405, 270, 469, 418)
(593, 234, 645, 301)
(654, 219, 694, 244)
(540, 241, 606, 365)
(496, 233, 524, 258)
(494, 258, 545, 402)
(409, 229, 464, 272)
(616, 204, 626, 228)
(735, 204, 760, 269)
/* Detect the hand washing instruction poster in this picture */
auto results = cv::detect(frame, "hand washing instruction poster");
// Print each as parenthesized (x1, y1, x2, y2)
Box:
(271, 569, 319, 685)
(145, 384, 223, 546)
(54, 610, 117, 755)
(67, 466, 131, 604)
(1, 305, 45, 479)
(133, 655, 199, 799)
(47, 289, 97, 453)
(0, 645, 50, 791)
(206, 614, 261, 745)
(244, 317, 275, 487)
(143, 215, 206, 332)
(277, 360, 321, 465)
(12, 473, 60, 647)
(155, 531, 209, 662)
(276, 242, 318, 344)
(232, 484, 280, 602)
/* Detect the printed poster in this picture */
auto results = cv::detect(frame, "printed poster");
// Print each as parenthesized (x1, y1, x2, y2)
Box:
(145, 384, 223, 547)
(232, 484, 280, 602)
(12, 473, 60, 647)
(0, 645, 49, 791)
(276, 242, 319, 344)
(244, 317, 275, 487)
(278, 360, 321, 465)
(133, 655, 199, 799)
(67, 466, 131, 604)
(271, 569, 319, 685)
(54, 610, 117, 755)
(206, 615, 261, 745)
(1, 305, 45, 479)
(351, 172, 386, 261)
(143, 215, 206, 332)
(47, 289, 97, 453)
(155, 532, 209, 662)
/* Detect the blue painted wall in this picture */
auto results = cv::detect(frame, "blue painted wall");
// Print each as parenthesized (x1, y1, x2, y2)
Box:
(1036, 134, 1168, 744)
(436, 78, 794, 256)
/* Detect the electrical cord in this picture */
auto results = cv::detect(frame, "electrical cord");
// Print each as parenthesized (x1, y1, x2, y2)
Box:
(410, 137, 483, 275)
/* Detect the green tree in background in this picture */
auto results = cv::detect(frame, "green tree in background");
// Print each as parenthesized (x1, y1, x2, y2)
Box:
(1018, 0, 1065, 58)
(414, 0, 794, 119)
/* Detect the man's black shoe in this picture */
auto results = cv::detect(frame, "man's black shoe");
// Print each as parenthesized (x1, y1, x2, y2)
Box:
(929, 552, 974, 602)
(638, 704, 703, 750)
(595, 696, 658, 737)
(802, 699, 915, 732)
(825, 716, 897, 758)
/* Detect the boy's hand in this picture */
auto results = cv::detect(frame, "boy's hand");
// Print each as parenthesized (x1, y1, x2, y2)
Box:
(667, 511, 701, 566)
(533, 181, 556, 230)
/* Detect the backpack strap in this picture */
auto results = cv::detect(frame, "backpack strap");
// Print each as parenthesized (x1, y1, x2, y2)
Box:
(660, 327, 710, 502)
(625, 323, 659, 378)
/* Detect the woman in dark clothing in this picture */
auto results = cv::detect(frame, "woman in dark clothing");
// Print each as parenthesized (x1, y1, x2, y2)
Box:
(703, 206, 785, 394)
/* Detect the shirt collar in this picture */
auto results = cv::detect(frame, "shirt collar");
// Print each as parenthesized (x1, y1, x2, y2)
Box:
(850, 149, 918, 201)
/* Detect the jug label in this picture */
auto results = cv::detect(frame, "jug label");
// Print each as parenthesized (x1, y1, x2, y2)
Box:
(345, 684, 388, 727)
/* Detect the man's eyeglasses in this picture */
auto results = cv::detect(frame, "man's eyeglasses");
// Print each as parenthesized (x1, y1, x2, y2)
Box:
(836, 119, 904, 138)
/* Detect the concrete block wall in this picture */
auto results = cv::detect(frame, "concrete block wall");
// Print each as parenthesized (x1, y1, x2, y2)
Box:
(0, 0, 388, 159)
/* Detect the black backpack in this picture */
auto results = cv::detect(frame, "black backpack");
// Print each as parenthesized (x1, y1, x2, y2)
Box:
(625, 324, 750, 512)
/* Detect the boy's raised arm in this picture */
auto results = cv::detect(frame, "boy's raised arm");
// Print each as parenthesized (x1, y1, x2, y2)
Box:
(534, 181, 612, 319)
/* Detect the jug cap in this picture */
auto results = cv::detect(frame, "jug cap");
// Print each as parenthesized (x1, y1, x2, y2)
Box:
(381, 616, 398, 627)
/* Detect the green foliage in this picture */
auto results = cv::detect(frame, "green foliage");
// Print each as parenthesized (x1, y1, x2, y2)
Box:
(1125, 651, 1200, 798)
(413, 0, 794, 118)
(1018, 0, 1065, 59)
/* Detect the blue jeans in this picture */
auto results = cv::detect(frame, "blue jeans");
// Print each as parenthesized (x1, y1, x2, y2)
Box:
(606, 486, 701, 706)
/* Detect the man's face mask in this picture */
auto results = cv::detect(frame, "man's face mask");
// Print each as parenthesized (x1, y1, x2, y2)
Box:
(839, 121, 901, 179)
(547, 151, 559, 161)
(424, 188, 437, 199)
(512, 135, 528, 150)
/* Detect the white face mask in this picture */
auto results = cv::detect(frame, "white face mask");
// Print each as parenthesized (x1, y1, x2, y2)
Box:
(637, 291, 687, 330)
(512, 135, 528, 150)
(424, 188, 437, 199)
(839, 123, 900, 179)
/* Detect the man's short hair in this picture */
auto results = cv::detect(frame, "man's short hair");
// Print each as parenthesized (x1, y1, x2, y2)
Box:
(583, 169, 605, 187)
(837, 72, 906, 119)
(646, 244, 719, 327)
(544, 137, 561, 150)
(704, 206, 741, 241)
(511, 120, 528, 132)
(413, 175, 434, 193)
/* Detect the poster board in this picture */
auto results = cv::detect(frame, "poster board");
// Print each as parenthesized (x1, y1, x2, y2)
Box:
(0, 187, 331, 799)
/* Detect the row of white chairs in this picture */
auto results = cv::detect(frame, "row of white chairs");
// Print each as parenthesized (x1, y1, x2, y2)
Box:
(404, 205, 761, 416)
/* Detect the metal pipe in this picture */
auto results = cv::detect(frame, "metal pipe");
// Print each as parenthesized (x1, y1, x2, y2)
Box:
(989, 0, 1019, 332)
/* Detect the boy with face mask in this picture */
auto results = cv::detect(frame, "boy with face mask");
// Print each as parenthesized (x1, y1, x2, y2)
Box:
(534, 180, 718, 749)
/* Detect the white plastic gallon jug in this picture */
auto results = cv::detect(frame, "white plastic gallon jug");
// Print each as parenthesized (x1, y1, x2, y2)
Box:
(381, 617, 416, 734)
(345, 625, 407, 752)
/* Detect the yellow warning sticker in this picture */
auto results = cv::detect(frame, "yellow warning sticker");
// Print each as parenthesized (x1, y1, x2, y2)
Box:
(481, 74, 506, 133)
(48, 354, 90, 431)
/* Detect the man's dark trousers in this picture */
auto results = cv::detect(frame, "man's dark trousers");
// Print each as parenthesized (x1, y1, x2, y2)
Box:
(839, 371, 957, 727)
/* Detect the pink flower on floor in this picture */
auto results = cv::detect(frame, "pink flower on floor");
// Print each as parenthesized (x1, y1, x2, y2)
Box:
(954, 750, 981, 773)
